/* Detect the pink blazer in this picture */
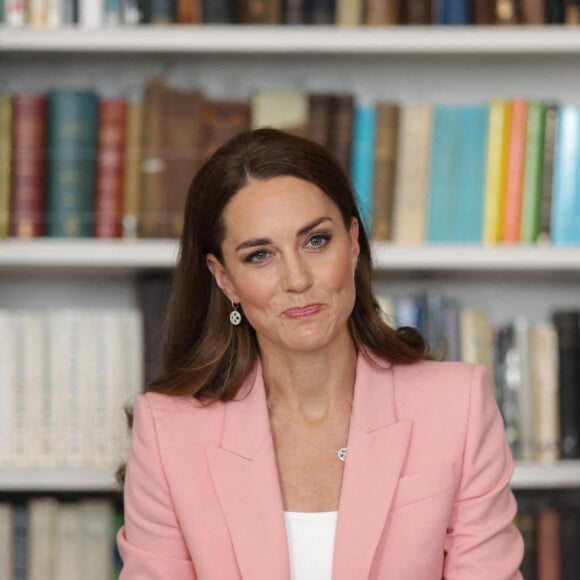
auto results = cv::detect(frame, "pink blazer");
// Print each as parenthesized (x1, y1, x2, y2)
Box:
(118, 354, 524, 579)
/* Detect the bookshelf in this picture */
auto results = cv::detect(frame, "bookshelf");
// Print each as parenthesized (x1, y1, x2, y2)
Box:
(1, 26, 580, 496)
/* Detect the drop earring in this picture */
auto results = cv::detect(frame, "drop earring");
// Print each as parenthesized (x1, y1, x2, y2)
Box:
(230, 302, 242, 326)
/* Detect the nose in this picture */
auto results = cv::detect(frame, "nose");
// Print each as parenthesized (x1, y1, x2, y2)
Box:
(281, 253, 313, 294)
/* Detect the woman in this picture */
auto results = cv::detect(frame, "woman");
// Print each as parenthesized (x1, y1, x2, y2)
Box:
(118, 128, 523, 579)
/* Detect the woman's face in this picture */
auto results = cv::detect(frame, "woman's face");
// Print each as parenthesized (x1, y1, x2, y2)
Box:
(206, 175, 360, 355)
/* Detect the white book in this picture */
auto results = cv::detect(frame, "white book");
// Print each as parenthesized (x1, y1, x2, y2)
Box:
(514, 317, 535, 462)
(0, 504, 13, 580)
(336, 0, 364, 26)
(27, 497, 59, 580)
(54, 503, 83, 579)
(0, 311, 17, 465)
(78, 0, 104, 27)
(46, 0, 63, 27)
(81, 499, 114, 580)
(14, 310, 47, 466)
(5, 0, 26, 27)
(27, 0, 48, 26)
(532, 323, 560, 463)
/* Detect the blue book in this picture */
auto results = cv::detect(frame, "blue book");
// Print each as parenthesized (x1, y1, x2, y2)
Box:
(551, 106, 580, 245)
(427, 106, 461, 243)
(456, 105, 488, 243)
(351, 104, 376, 233)
(434, 0, 471, 24)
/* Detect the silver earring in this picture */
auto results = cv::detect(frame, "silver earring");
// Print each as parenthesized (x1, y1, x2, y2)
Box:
(230, 302, 242, 326)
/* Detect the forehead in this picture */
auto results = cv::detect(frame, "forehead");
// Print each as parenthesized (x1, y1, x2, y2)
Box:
(221, 176, 340, 239)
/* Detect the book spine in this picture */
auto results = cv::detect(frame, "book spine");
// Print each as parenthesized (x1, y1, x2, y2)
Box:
(103, 0, 122, 25)
(28, 0, 49, 27)
(537, 507, 562, 580)
(336, 0, 362, 25)
(520, 102, 547, 243)
(371, 103, 398, 241)
(520, 0, 546, 23)
(177, 0, 203, 22)
(282, 0, 306, 23)
(366, 0, 400, 24)
(202, 0, 234, 22)
(0, 504, 13, 580)
(514, 317, 534, 460)
(27, 498, 59, 580)
(403, 0, 432, 23)
(538, 104, 558, 243)
(565, 0, 580, 24)
(351, 104, 377, 233)
(13, 505, 27, 580)
(122, 100, 143, 238)
(306, 0, 335, 23)
(95, 99, 127, 239)
(0, 312, 17, 465)
(47, 90, 99, 238)
(502, 99, 528, 243)
(78, 0, 105, 26)
(149, 0, 176, 23)
(546, 0, 565, 22)
(471, 0, 496, 23)
(10, 95, 48, 238)
(550, 105, 580, 245)
(237, 0, 281, 23)
(495, 0, 520, 23)
(442, 0, 471, 24)
(0, 96, 11, 239)
(329, 95, 354, 175)
(6, 0, 26, 26)
(482, 100, 511, 245)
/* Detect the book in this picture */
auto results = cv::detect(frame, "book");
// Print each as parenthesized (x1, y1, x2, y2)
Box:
(513, 317, 533, 461)
(427, 105, 461, 243)
(392, 104, 433, 244)
(0, 504, 12, 580)
(47, 89, 99, 238)
(329, 95, 355, 174)
(54, 504, 83, 578)
(538, 104, 558, 243)
(10, 94, 47, 238)
(202, 99, 251, 163)
(177, 0, 203, 22)
(306, 0, 335, 23)
(122, 99, 144, 238)
(495, 0, 520, 23)
(550, 105, 580, 245)
(251, 89, 308, 136)
(236, 0, 281, 23)
(95, 99, 127, 238)
(13, 505, 27, 580)
(537, 506, 561, 580)
(434, 0, 471, 24)
(516, 502, 537, 580)
(147, 0, 177, 23)
(0, 95, 11, 238)
(0, 311, 17, 466)
(371, 102, 398, 240)
(6, 0, 26, 26)
(565, 0, 580, 24)
(403, 0, 432, 23)
(552, 310, 580, 459)
(460, 309, 494, 378)
(482, 100, 511, 245)
(78, 0, 104, 26)
(472, 0, 496, 23)
(546, 0, 566, 23)
(520, 102, 547, 243)
(202, 0, 234, 22)
(27, 497, 59, 580)
(502, 99, 528, 243)
(561, 500, 580, 579)
(366, 0, 400, 24)
(103, 0, 121, 25)
(307, 93, 334, 149)
(520, 0, 546, 23)
(350, 103, 376, 233)
(456, 105, 488, 243)
(81, 500, 114, 580)
(336, 0, 363, 25)
(531, 322, 560, 463)
(282, 0, 306, 23)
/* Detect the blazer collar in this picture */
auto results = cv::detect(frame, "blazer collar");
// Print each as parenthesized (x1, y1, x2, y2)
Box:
(207, 351, 411, 580)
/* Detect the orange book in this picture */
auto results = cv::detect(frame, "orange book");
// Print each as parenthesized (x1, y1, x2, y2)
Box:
(502, 99, 528, 243)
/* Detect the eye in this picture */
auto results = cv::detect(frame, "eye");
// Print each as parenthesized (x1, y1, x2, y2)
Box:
(306, 233, 331, 249)
(244, 249, 271, 263)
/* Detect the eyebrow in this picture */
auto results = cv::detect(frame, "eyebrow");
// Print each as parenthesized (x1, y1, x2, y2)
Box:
(234, 216, 333, 252)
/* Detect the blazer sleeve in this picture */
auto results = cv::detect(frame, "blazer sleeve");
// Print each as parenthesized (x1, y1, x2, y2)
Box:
(117, 394, 197, 579)
(443, 365, 524, 580)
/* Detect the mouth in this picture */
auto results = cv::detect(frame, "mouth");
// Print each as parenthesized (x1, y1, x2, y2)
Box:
(282, 304, 324, 320)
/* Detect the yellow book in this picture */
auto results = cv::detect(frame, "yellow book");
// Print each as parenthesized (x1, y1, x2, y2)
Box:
(483, 100, 512, 244)
(123, 100, 144, 239)
(0, 95, 11, 239)
(251, 90, 308, 136)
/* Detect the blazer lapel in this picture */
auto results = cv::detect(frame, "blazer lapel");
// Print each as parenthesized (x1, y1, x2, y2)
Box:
(206, 362, 290, 580)
(332, 353, 412, 580)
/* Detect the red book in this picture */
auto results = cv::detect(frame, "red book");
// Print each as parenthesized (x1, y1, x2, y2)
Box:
(10, 95, 47, 238)
(94, 99, 127, 238)
(502, 99, 528, 243)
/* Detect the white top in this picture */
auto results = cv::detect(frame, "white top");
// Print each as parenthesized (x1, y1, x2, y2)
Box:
(284, 511, 338, 580)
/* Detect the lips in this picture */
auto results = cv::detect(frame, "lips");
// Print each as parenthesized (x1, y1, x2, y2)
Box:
(282, 304, 324, 319)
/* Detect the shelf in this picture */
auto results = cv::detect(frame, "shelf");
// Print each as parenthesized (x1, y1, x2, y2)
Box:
(0, 467, 120, 492)
(0, 461, 578, 492)
(0, 239, 579, 273)
(511, 460, 580, 490)
(2, 25, 580, 55)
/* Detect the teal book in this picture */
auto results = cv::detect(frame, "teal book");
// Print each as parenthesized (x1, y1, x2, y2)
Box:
(427, 106, 461, 243)
(551, 106, 580, 245)
(520, 102, 547, 243)
(47, 90, 98, 238)
(456, 105, 488, 243)
(350, 104, 376, 233)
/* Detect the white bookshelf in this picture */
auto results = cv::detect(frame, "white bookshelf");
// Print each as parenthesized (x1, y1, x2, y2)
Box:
(2, 26, 580, 55)
(0, 239, 579, 273)
(1, 461, 578, 492)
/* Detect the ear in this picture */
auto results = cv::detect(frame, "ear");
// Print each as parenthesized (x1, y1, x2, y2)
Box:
(206, 254, 241, 304)
(349, 217, 360, 272)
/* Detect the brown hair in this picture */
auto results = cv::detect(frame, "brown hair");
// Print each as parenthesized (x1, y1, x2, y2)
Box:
(148, 128, 429, 401)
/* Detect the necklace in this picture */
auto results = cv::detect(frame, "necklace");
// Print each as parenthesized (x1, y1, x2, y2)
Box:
(266, 400, 350, 462)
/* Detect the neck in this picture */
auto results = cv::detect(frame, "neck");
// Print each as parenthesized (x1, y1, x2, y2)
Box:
(260, 333, 357, 424)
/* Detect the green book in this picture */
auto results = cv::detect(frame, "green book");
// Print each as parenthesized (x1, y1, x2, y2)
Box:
(47, 89, 99, 237)
(520, 102, 547, 243)
(0, 95, 11, 238)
